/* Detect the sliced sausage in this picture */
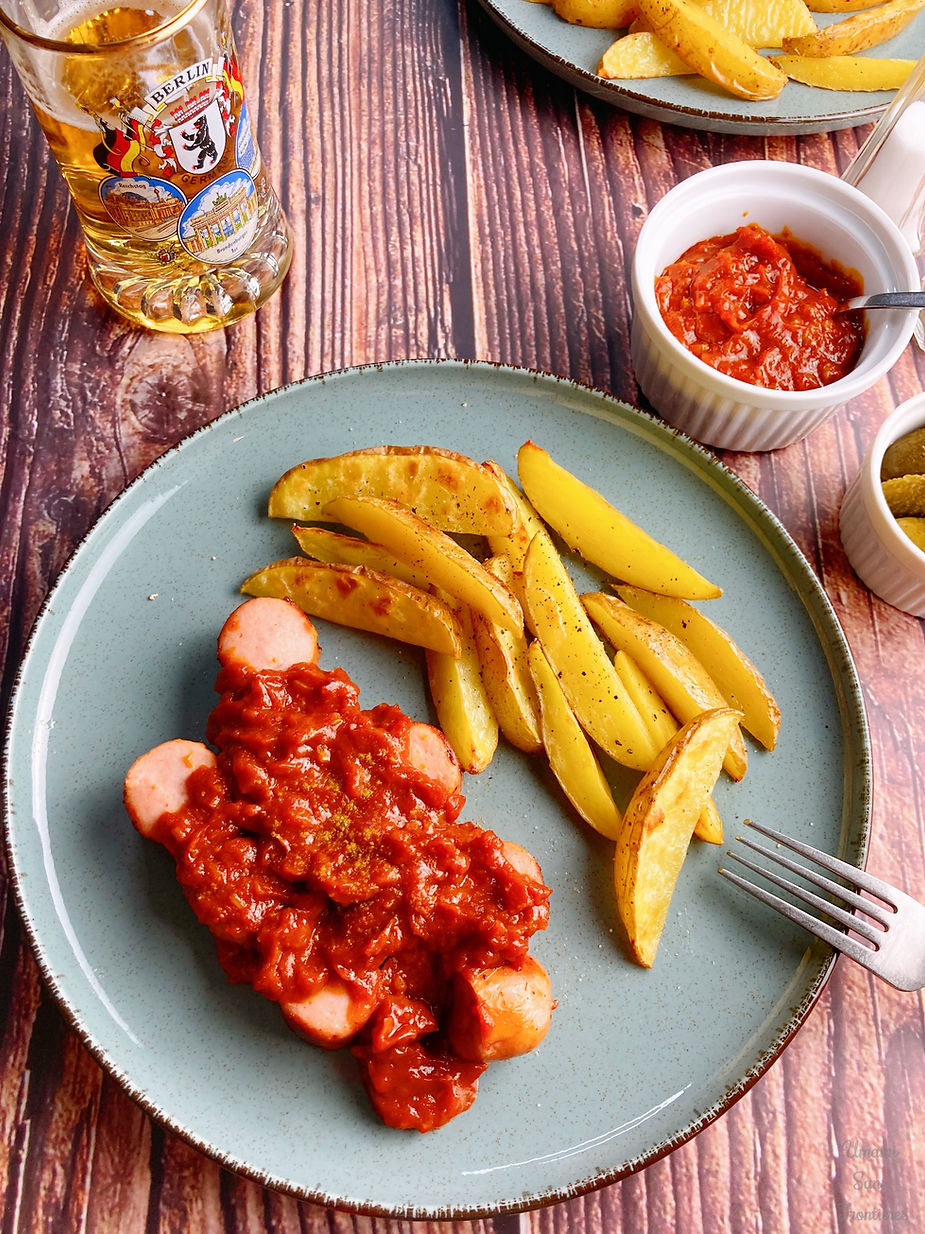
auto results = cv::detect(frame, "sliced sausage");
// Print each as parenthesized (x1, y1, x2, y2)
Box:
(281, 979, 379, 1050)
(446, 954, 554, 1063)
(501, 840, 543, 885)
(217, 596, 319, 672)
(405, 721, 462, 796)
(124, 739, 216, 839)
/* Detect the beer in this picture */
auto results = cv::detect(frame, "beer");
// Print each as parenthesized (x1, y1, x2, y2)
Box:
(1, 0, 291, 332)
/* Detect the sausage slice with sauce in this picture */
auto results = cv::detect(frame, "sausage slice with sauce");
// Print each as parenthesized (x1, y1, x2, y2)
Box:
(124, 596, 553, 1129)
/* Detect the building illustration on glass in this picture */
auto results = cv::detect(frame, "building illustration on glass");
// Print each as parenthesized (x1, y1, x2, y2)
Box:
(183, 178, 256, 254)
(178, 170, 260, 264)
(100, 176, 187, 240)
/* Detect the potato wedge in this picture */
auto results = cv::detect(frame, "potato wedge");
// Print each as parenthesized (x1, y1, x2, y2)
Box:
(612, 649, 676, 746)
(613, 649, 723, 843)
(241, 559, 462, 655)
(553, 0, 639, 25)
(426, 602, 499, 774)
(291, 524, 431, 589)
(474, 617, 543, 754)
(582, 592, 747, 780)
(527, 641, 623, 841)
(269, 446, 517, 535)
(325, 496, 524, 634)
(625, 0, 816, 48)
(896, 518, 925, 552)
(483, 460, 547, 576)
(771, 52, 915, 88)
(782, 0, 925, 55)
(517, 441, 721, 600)
(807, 0, 885, 9)
(694, 796, 725, 845)
(636, 0, 787, 98)
(472, 557, 543, 754)
(522, 531, 659, 771)
(598, 30, 690, 77)
(695, 0, 817, 44)
(615, 585, 780, 750)
(615, 708, 742, 967)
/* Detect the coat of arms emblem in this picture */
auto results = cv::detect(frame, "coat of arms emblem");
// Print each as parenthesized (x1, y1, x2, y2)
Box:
(168, 98, 227, 175)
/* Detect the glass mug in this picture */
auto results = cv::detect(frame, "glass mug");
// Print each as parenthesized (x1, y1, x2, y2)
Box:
(0, 0, 292, 332)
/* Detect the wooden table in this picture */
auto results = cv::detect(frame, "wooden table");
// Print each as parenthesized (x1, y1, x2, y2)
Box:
(2, 1, 923, 1230)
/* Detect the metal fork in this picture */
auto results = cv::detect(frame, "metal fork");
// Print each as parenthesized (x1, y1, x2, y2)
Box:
(718, 818, 925, 991)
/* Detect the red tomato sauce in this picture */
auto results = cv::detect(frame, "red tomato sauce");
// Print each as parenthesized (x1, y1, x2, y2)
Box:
(655, 223, 865, 391)
(152, 659, 550, 1131)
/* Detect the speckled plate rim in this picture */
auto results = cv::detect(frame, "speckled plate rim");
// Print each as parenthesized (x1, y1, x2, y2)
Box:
(1, 358, 871, 1217)
(473, 0, 916, 135)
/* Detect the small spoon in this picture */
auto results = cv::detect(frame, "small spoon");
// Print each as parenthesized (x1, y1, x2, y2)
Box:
(840, 291, 925, 312)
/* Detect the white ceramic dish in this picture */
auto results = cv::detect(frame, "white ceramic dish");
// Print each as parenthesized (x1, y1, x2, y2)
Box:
(841, 391, 925, 617)
(631, 161, 920, 452)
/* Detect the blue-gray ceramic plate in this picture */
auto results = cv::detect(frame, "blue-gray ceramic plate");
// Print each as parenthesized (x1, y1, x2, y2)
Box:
(3, 360, 869, 1217)
(476, 0, 925, 134)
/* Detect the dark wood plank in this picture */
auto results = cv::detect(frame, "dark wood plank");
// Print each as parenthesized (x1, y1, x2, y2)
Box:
(1, 0, 924, 1227)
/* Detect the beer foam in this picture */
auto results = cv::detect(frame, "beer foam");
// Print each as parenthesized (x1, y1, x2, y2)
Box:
(40, 0, 187, 42)
(29, 1, 197, 129)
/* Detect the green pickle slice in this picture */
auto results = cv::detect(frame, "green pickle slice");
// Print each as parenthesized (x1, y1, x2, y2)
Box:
(880, 425, 925, 551)
(881, 474, 925, 518)
(881, 426, 925, 481)
(896, 517, 925, 554)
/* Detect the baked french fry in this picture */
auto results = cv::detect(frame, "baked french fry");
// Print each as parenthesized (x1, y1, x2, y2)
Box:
(522, 531, 659, 772)
(599, 30, 690, 77)
(612, 650, 676, 746)
(554, 0, 639, 24)
(615, 708, 742, 966)
(782, 0, 925, 55)
(483, 460, 547, 578)
(582, 592, 747, 781)
(695, 797, 725, 845)
(269, 446, 517, 535)
(472, 557, 543, 755)
(241, 559, 463, 655)
(291, 524, 431, 589)
(615, 585, 781, 750)
(528, 641, 623, 841)
(325, 496, 524, 634)
(771, 52, 915, 88)
(600, 0, 816, 83)
(426, 602, 499, 774)
(612, 649, 724, 843)
(629, 0, 816, 43)
(694, 0, 817, 43)
(636, 0, 788, 97)
(517, 441, 721, 600)
(806, 0, 886, 9)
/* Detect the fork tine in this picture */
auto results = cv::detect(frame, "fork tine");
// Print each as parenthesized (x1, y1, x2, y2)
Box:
(735, 833, 893, 933)
(743, 819, 894, 906)
(717, 866, 882, 969)
(723, 849, 884, 946)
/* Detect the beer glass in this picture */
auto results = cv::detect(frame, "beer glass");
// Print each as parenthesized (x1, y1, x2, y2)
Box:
(0, 0, 292, 332)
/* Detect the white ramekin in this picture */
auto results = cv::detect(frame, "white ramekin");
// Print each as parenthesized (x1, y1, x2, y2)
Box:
(840, 392, 925, 618)
(631, 161, 920, 452)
